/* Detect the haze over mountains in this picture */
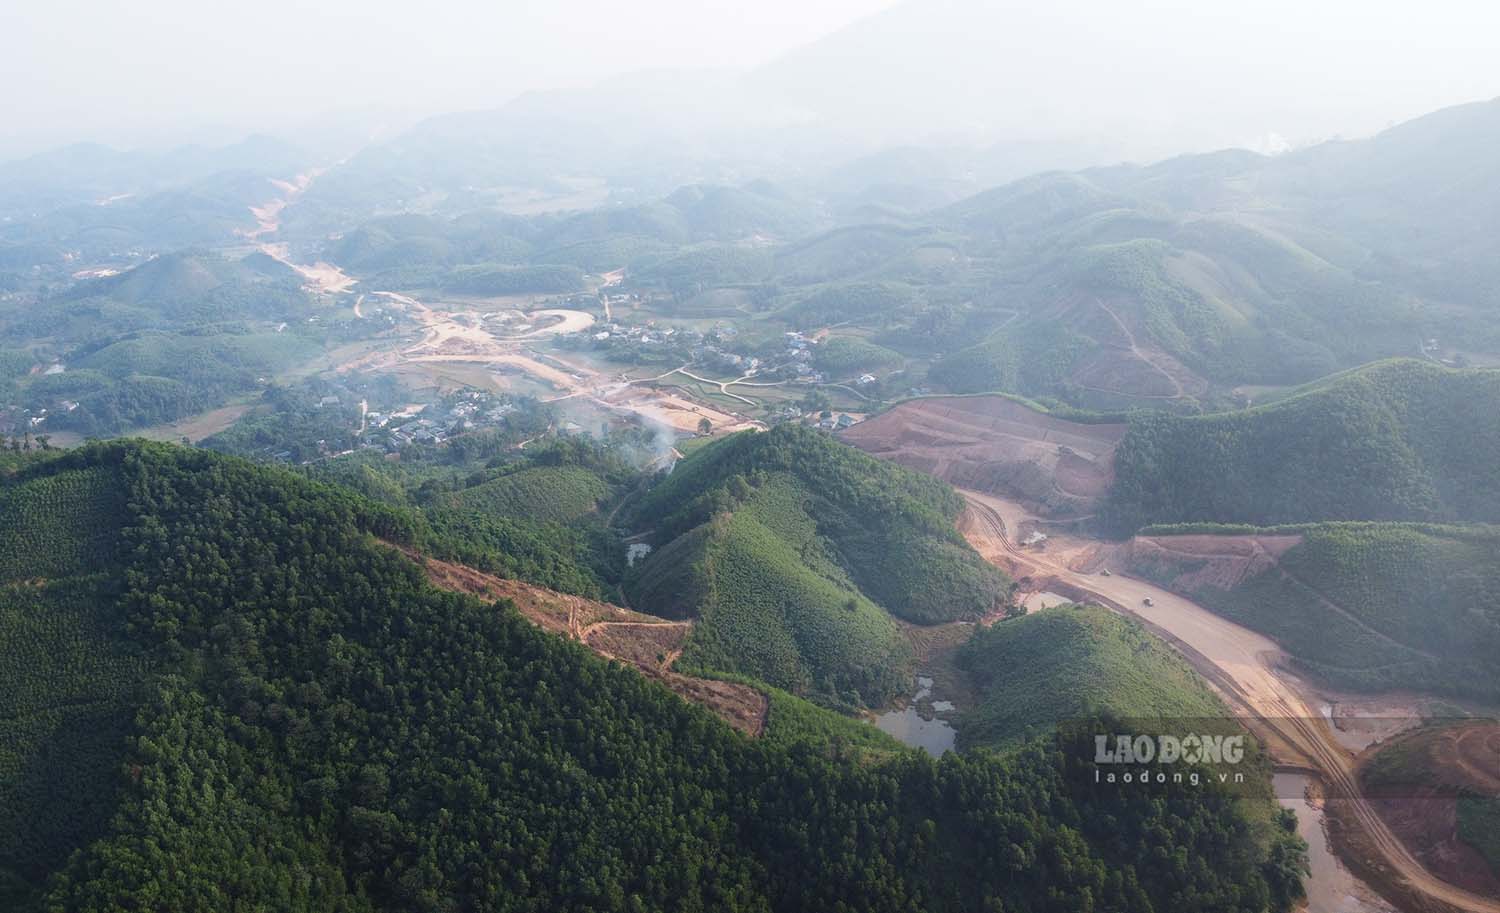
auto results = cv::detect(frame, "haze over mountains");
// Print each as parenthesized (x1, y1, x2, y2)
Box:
(4, 5, 1500, 912)
(7, 0, 1499, 166)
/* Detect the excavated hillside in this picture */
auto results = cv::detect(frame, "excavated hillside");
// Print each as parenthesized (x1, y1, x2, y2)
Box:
(841, 395, 1125, 518)
(389, 544, 768, 735)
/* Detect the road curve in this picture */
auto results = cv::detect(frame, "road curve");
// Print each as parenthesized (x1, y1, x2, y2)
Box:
(958, 488, 1500, 913)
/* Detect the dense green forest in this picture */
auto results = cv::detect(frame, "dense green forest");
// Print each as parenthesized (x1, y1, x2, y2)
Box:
(0, 441, 1304, 912)
(1103, 360, 1500, 532)
(1126, 522, 1500, 701)
(625, 425, 1010, 707)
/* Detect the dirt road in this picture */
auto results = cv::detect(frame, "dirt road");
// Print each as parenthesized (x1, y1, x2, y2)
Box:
(959, 488, 1500, 913)
(258, 241, 358, 295)
(366, 290, 760, 435)
(672, 368, 759, 405)
(507, 308, 595, 338)
(1091, 298, 1186, 399)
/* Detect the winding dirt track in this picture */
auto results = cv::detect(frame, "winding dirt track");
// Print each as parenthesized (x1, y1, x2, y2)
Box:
(1091, 298, 1186, 399)
(958, 489, 1500, 913)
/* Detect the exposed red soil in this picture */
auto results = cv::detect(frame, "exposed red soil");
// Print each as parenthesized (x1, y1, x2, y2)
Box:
(1361, 722, 1500, 897)
(387, 544, 768, 735)
(1366, 790, 1499, 897)
(1089, 533, 1303, 590)
(840, 396, 1125, 517)
(581, 621, 686, 672)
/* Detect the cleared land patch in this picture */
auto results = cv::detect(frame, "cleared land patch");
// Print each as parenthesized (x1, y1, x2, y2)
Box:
(394, 545, 768, 735)
(841, 395, 1125, 517)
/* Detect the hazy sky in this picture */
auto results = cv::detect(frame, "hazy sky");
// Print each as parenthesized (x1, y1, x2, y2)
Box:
(751, 0, 1500, 156)
(1, 0, 896, 155)
(4, 0, 1498, 160)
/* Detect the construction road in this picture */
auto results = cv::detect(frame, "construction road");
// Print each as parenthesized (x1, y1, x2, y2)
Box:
(959, 488, 1500, 913)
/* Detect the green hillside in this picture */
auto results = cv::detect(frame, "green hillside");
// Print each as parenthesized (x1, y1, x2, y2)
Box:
(1104, 360, 1500, 531)
(929, 315, 1096, 398)
(630, 246, 774, 300)
(1, 249, 338, 435)
(625, 426, 1010, 706)
(446, 464, 608, 524)
(633, 424, 1009, 624)
(779, 281, 920, 329)
(315, 440, 626, 602)
(630, 475, 913, 705)
(955, 604, 1225, 750)
(65, 251, 312, 322)
(929, 220, 1415, 406)
(1126, 523, 1500, 701)
(0, 441, 1301, 912)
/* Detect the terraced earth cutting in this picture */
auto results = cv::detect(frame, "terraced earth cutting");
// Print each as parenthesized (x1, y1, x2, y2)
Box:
(840, 395, 1125, 518)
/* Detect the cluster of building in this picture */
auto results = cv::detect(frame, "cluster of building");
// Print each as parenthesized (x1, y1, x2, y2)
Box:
(814, 412, 861, 431)
(573, 321, 868, 386)
(589, 321, 684, 348)
(361, 391, 521, 452)
(777, 331, 829, 383)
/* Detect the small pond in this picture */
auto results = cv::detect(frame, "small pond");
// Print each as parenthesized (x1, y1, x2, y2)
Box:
(874, 675, 958, 756)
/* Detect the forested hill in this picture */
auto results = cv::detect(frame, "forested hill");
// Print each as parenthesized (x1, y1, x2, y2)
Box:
(1103, 359, 1500, 532)
(625, 425, 1011, 707)
(956, 604, 1226, 751)
(0, 440, 1303, 911)
(1121, 522, 1500, 701)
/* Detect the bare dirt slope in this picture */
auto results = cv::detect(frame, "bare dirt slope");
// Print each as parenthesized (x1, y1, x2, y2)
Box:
(390, 545, 768, 735)
(840, 396, 1126, 517)
(955, 489, 1500, 913)
(1091, 533, 1303, 590)
(1363, 722, 1500, 897)
(1068, 297, 1211, 402)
